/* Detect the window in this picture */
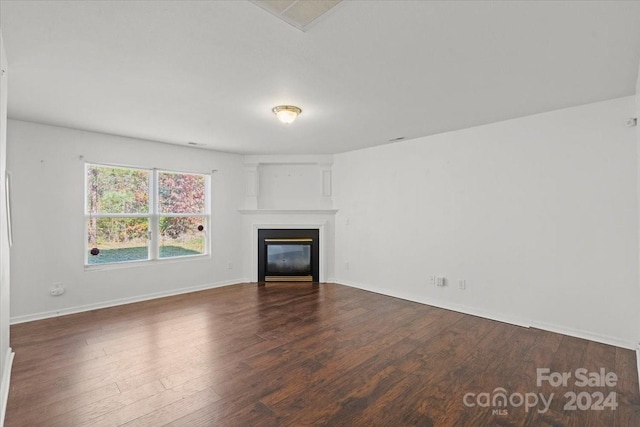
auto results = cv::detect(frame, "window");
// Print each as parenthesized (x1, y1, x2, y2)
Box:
(85, 163, 209, 266)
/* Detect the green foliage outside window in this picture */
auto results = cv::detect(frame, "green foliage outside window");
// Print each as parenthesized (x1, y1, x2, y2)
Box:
(86, 164, 208, 265)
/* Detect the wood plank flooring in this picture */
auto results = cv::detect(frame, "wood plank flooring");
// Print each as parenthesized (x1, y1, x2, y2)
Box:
(5, 283, 640, 426)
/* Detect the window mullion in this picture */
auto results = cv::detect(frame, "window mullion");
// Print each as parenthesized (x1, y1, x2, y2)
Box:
(149, 169, 159, 260)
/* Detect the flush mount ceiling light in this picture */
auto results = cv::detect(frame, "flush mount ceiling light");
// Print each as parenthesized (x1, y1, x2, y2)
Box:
(272, 105, 302, 124)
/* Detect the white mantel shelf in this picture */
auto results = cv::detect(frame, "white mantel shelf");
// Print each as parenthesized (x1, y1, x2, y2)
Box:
(238, 209, 338, 215)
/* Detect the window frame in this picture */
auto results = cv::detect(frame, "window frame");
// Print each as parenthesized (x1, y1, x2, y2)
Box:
(84, 162, 211, 269)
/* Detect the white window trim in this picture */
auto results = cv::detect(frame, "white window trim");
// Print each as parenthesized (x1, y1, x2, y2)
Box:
(84, 163, 211, 269)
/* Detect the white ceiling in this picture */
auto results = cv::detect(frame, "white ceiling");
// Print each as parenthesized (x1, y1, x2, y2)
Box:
(1, 1, 640, 155)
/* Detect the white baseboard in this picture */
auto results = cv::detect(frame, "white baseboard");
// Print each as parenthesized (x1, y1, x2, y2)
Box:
(528, 320, 636, 350)
(335, 279, 637, 350)
(1, 347, 14, 427)
(9, 277, 637, 351)
(337, 279, 530, 327)
(10, 279, 244, 325)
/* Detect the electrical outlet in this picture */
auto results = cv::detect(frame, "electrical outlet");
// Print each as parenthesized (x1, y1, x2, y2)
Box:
(437, 276, 446, 287)
(345, 261, 350, 271)
(430, 276, 436, 286)
(459, 280, 466, 290)
(227, 261, 233, 270)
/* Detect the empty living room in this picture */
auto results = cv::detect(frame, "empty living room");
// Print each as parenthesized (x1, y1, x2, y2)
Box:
(1, 1, 640, 426)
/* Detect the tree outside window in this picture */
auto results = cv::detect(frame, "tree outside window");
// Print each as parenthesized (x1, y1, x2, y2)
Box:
(85, 164, 209, 265)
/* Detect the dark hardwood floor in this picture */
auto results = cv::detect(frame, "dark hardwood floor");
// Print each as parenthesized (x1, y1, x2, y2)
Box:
(5, 283, 640, 426)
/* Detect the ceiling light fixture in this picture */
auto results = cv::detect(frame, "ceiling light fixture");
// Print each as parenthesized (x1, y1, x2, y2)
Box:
(272, 105, 302, 124)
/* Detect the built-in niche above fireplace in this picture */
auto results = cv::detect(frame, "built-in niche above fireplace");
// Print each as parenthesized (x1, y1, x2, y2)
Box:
(258, 229, 320, 282)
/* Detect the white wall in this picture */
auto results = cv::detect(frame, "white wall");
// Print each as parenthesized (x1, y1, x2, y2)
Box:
(0, 32, 13, 427)
(258, 164, 322, 210)
(7, 120, 245, 322)
(334, 96, 640, 348)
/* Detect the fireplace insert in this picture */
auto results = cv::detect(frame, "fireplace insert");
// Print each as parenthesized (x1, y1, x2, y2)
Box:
(258, 229, 319, 282)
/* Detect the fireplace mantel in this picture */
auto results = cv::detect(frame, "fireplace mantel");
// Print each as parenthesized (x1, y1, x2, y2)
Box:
(238, 209, 338, 215)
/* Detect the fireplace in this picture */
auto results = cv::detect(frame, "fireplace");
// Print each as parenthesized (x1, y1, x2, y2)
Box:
(258, 229, 320, 282)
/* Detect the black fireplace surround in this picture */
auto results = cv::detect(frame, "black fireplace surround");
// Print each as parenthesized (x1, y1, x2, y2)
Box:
(258, 229, 320, 282)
